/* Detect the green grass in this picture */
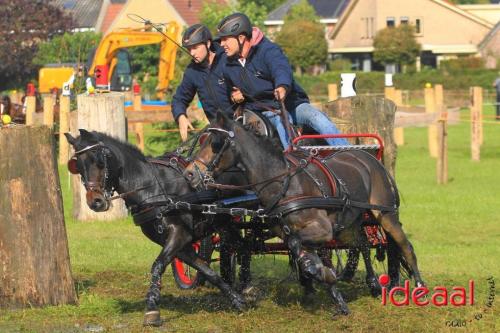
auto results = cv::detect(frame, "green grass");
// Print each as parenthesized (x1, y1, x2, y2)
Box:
(1, 110, 499, 332)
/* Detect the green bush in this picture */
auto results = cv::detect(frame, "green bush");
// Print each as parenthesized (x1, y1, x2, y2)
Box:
(440, 56, 485, 74)
(296, 68, 498, 96)
(328, 59, 352, 71)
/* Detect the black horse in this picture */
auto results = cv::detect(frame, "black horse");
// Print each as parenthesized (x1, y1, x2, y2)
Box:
(64, 129, 250, 326)
(184, 112, 425, 316)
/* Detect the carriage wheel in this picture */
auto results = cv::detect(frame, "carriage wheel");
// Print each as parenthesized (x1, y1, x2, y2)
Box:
(172, 236, 214, 290)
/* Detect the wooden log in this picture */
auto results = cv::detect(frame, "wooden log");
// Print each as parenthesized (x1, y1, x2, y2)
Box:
(71, 92, 128, 221)
(43, 95, 54, 126)
(324, 96, 397, 177)
(25, 96, 36, 126)
(133, 94, 144, 151)
(471, 87, 481, 161)
(424, 87, 438, 158)
(126, 109, 174, 123)
(0, 126, 77, 308)
(328, 84, 338, 102)
(436, 119, 448, 184)
(58, 96, 70, 164)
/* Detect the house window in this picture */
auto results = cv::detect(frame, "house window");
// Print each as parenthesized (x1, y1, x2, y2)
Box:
(415, 18, 423, 35)
(400, 16, 409, 25)
(361, 17, 375, 39)
(386, 17, 395, 27)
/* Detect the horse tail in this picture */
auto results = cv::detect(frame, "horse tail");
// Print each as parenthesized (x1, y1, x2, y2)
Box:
(385, 169, 400, 209)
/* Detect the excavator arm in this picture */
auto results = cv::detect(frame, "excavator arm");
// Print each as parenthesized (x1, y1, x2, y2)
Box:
(88, 22, 181, 98)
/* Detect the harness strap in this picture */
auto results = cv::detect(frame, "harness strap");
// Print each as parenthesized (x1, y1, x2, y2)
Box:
(269, 196, 397, 219)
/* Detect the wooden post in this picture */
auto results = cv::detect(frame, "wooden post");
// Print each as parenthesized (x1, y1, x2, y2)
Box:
(133, 93, 145, 151)
(393, 89, 404, 146)
(424, 87, 438, 158)
(25, 96, 36, 126)
(71, 92, 128, 221)
(436, 119, 448, 184)
(471, 87, 482, 161)
(328, 84, 338, 101)
(58, 96, 70, 164)
(43, 95, 54, 126)
(0, 126, 77, 308)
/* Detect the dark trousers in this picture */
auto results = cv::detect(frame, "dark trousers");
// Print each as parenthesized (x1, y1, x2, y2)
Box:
(497, 94, 500, 120)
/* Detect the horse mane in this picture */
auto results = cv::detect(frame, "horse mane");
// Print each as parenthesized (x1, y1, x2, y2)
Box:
(241, 123, 284, 157)
(93, 132, 148, 162)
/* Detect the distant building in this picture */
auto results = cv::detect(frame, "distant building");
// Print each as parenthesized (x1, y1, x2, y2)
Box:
(267, 0, 499, 71)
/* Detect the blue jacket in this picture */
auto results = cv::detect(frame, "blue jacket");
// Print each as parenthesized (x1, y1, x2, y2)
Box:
(223, 36, 309, 112)
(171, 44, 234, 122)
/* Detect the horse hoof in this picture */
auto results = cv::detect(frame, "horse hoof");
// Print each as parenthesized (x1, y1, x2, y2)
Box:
(367, 277, 382, 297)
(242, 285, 259, 303)
(143, 310, 162, 327)
(231, 294, 247, 312)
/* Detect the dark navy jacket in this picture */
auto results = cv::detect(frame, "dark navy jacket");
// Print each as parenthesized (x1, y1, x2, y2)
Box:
(223, 36, 309, 112)
(171, 44, 234, 122)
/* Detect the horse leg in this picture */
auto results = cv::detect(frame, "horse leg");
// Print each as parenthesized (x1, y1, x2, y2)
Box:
(360, 244, 381, 297)
(144, 223, 192, 327)
(387, 234, 402, 290)
(338, 248, 360, 282)
(287, 235, 349, 316)
(176, 245, 246, 311)
(377, 211, 425, 287)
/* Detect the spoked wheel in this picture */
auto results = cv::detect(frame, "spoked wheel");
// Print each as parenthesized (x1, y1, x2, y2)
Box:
(172, 236, 214, 290)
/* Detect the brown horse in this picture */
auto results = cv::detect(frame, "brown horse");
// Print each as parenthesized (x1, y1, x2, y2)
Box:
(184, 111, 425, 316)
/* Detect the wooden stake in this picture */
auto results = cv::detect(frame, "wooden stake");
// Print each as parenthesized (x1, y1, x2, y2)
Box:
(393, 89, 404, 146)
(424, 87, 438, 158)
(471, 87, 482, 161)
(328, 84, 338, 102)
(25, 96, 36, 126)
(43, 95, 54, 126)
(133, 93, 144, 151)
(58, 96, 70, 164)
(436, 119, 448, 184)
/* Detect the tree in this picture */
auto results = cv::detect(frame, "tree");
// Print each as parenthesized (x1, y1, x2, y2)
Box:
(0, 0, 73, 90)
(373, 25, 421, 71)
(283, 0, 318, 22)
(200, 0, 268, 33)
(33, 32, 101, 67)
(274, 0, 327, 75)
(251, 0, 287, 13)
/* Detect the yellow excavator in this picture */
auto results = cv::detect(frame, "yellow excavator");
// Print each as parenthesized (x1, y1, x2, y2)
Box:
(38, 22, 181, 99)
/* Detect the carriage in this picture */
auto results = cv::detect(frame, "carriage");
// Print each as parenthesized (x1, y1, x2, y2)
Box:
(170, 110, 395, 291)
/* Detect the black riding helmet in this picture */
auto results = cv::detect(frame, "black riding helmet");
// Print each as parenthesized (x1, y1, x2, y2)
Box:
(215, 13, 252, 40)
(182, 24, 212, 48)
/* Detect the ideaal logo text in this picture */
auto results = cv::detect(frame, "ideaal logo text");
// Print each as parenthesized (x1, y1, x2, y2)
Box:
(378, 274, 474, 306)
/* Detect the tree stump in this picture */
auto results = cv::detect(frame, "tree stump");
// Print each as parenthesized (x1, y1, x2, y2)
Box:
(70, 92, 128, 221)
(324, 96, 397, 177)
(0, 126, 77, 308)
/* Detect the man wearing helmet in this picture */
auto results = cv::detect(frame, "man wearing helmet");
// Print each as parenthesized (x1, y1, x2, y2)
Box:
(216, 13, 348, 149)
(172, 24, 235, 141)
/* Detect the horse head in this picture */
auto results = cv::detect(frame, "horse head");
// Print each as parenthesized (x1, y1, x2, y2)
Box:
(184, 112, 245, 188)
(64, 129, 121, 212)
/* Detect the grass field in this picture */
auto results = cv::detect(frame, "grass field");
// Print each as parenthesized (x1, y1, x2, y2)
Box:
(0, 108, 498, 333)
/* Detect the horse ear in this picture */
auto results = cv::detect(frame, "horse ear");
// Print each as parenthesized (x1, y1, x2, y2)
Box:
(64, 133, 77, 146)
(216, 111, 225, 127)
(79, 129, 98, 142)
(216, 111, 233, 130)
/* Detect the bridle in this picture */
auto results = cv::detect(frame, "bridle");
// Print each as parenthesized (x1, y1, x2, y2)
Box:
(191, 127, 235, 187)
(68, 142, 116, 201)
